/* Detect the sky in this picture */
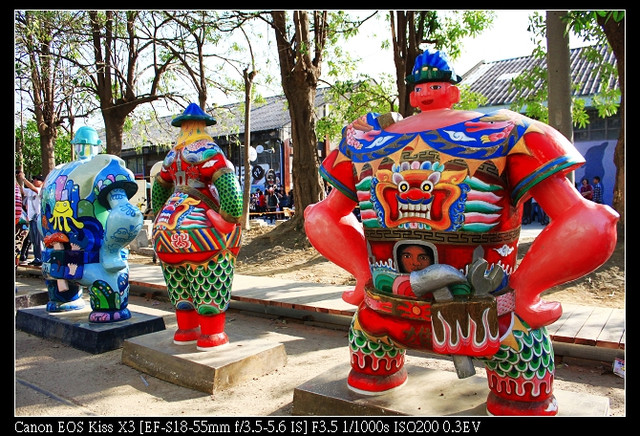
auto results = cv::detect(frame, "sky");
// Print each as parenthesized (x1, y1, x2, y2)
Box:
(206, 10, 561, 108)
(348, 10, 589, 78)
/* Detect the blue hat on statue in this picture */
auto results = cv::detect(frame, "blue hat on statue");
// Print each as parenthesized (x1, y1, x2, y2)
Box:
(71, 126, 103, 159)
(71, 126, 102, 146)
(171, 103, 217, 127)
(406, 49, 462, 85)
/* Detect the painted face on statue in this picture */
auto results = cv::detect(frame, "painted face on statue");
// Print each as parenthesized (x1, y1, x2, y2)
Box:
(399, 244, 433, 273)
(75, 143, 101, 159)
(410, 81, 460, 111)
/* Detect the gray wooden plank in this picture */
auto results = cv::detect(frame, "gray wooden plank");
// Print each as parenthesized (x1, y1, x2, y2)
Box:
(547, 303, 578, 336)
(552, 305, 594, 344)
(574, 307, 612, 346)
(596, 309, 625, 349)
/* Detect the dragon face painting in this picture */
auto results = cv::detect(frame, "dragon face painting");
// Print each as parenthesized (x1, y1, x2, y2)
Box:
(371, 161, 468, 230)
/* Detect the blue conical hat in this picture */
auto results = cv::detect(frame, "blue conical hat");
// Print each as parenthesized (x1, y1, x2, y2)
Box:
(171, 103, 217, 127)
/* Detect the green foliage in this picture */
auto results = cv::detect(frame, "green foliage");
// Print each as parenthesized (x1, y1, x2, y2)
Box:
(571, 98, 589, 128)
(509, 60, 550, 123)
(599, 10, 625, 22)
(16, 120, 72, 177)
(592, 87, 621, 118)
(508, 10, 620, 126)
(567, 10, 624, 36)
(455, 84, 488, 110)
(433, 10, 496, 59)
(316, 76, 397, 144)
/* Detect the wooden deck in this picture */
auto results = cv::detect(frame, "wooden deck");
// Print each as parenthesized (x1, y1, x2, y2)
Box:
(549, 303, 625, 350)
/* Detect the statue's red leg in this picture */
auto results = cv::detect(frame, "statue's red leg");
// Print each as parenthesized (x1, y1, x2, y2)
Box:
(173, 308, 200, 345)
(347, 307, 407, 395)
(196, 312, 229, 350)
(483, 314, 557, 416)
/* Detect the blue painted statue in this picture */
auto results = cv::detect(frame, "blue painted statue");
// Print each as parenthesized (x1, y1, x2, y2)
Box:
(40, 126, 143, 322)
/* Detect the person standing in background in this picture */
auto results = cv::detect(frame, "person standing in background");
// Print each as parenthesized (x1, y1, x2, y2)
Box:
(592, 176, 603, 204)
(265, 187, 279, 223)
(15, 175, 29, 266)
(16, 170, 32, 263)
(257, 189, 266, 213)
(21, 174, 45, 265)
(579, 177, 593, 201)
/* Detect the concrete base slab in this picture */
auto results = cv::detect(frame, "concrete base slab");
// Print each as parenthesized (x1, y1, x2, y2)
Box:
(293, 363, 610, 416)
(15, 290, 49, 310)
(15, 305, 166, 354)
(121, 329, 287, 393)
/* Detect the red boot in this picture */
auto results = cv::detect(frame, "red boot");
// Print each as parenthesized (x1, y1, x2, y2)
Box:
(197, 313, 229, 351)
(173, 309, 200, 345)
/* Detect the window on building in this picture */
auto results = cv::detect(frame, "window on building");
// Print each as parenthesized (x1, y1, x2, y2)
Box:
(125, 156, 144, 176)
(574, 109, 620, 141)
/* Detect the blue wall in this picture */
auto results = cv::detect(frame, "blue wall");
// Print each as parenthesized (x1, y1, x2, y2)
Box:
(573, 139, 617, 207)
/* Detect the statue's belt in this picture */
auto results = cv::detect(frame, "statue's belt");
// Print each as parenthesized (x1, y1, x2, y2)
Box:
(363, 287, 516, 321)
(173, 184, 240, 224)
(153, 226, 242, 254)
(363, 227, 521, 246)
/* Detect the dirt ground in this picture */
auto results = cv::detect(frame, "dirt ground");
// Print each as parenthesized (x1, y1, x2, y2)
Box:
(14, 294, 626, 418)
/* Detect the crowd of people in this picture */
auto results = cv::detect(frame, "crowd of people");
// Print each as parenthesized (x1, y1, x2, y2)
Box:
(15, 170, 45, 266)
(249, 185, 294, 224)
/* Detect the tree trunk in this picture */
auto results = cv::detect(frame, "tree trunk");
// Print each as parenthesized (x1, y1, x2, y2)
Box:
(39, 127, 57, 176)
(287, 86, 325, 215)
(242, 68, 256, 230)
(102, 109, 129, 156)
(390, 11, 423, 118)
(597, 13, 624, 231)
(31, 94, 57, 175)
(270, 11, 326, 227)
(546, 11, 574, 185)
(32, 98, 57, 175)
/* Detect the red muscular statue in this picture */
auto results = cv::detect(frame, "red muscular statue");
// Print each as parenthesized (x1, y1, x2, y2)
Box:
(304, 49, 619, 415)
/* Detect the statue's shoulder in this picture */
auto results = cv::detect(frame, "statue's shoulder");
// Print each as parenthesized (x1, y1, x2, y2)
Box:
(376, 112, 404, 129)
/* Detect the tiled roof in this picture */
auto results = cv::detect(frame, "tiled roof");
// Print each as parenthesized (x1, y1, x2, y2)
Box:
(459, 44, 619, 107)
(210, 94, 289, 137)
(214, 87, 330, 136)
(120, 88, 330, 150)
